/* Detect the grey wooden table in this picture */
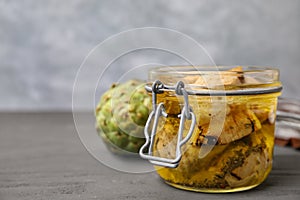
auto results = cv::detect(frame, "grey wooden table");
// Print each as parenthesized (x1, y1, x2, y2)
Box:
(0, 112, 299, 200)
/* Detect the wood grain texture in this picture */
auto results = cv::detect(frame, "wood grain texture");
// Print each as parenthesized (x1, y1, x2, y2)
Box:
(0, 113, 299, 200)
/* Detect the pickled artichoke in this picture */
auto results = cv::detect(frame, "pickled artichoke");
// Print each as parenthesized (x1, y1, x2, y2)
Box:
(153, 66, 276, 191)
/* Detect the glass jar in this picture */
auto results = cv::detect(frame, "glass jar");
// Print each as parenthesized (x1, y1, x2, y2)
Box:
(140, 66, 282, 193)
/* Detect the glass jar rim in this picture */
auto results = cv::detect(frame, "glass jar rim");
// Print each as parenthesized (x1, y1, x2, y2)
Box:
(149, 65, 280, 75)
(149, 66, 280, 82)
(147, 65, 282, 96)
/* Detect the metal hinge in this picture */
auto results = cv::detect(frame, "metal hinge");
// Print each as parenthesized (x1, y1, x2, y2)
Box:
(139, 80, 196, 168)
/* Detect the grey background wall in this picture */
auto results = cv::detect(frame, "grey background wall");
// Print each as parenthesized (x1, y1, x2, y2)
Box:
(0, 0, 299, 110)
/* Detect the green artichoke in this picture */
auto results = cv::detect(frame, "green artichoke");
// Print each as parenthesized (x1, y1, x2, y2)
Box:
(95, 80, 151, 154)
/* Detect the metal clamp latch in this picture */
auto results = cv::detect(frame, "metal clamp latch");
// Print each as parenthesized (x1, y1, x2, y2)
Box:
(139, 80, 196, 168)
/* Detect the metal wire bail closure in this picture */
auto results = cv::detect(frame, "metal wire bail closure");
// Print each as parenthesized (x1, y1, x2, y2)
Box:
(139, 80, 196, 168)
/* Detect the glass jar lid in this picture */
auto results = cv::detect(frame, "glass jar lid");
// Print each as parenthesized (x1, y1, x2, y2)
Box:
(147, 66, 282, 96)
